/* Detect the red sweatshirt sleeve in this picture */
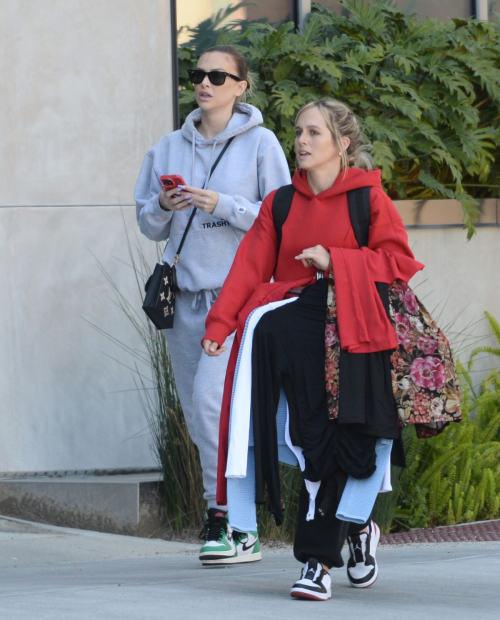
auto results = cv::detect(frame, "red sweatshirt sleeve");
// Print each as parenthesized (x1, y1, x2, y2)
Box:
(204, 191, 279, 346)
(330, 187, 424, 353)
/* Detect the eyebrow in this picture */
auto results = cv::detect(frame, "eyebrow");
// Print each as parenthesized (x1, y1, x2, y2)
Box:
(195, 67, 226, 71)
(295, 125, 322, 130)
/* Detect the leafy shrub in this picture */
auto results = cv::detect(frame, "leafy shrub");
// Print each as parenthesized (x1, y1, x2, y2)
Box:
(389, 311, 500, 530)
(178, 0, 500, 237)
(394, 376, 500, 529)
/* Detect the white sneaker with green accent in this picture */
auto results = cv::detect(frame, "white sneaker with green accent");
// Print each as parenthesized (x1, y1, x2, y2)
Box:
(200, 520, 262, 565)
(226, 530, 262, 564)
(199, 509, 236, 565)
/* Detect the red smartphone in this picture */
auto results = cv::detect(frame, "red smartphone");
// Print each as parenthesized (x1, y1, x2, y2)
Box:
(160, 174, 186, 189)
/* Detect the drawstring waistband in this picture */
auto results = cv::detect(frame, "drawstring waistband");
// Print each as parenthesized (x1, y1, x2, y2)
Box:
(190, 288, 220, 312)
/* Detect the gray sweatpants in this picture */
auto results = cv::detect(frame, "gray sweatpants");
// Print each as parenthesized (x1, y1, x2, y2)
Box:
(165, 289, 234, 510)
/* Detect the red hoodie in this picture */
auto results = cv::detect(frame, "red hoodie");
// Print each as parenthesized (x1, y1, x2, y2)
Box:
(204, 168, 423, 349)
(204, 167, 424, 505)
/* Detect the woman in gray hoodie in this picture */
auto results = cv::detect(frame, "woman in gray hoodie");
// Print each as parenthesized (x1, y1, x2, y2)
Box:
(135, 45, 290, 565)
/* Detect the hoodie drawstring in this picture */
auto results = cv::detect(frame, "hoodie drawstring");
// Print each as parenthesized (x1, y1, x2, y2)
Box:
(190, 133, 218, 190)
(191, 135, 196, 186)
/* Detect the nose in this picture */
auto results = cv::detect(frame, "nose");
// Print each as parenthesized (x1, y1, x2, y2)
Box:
(201, 74, 211, 88)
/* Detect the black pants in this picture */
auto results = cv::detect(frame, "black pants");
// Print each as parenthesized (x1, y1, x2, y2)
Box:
(252, 280, 379, 523)
(294, 477, 371, 569)
(251, 280, 389, 565)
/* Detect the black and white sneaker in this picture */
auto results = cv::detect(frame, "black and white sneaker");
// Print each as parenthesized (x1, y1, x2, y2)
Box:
(290, 558, 331, 601)
(346, 520, 380, 588)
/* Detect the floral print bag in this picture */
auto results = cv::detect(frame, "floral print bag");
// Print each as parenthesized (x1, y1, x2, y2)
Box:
(325, 278, 462, 438)
(388, 280, 461, 437)
(325, 186, 461, 439)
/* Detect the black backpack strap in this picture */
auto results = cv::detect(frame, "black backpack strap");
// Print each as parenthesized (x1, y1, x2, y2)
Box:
(348, 185, 391, 317)
(347, 186, 371, 248)
(272, 184, 296, 251)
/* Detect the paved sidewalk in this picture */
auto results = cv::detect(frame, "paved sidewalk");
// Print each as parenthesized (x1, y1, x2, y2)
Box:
(1, 516, 499, 620)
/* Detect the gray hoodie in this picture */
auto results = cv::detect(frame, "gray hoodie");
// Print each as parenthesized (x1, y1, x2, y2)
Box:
(135, 103, 291, 293)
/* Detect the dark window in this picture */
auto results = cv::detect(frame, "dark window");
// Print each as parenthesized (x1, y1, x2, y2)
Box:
(178, 0, 294, 48)
(315, 0, 473, 20)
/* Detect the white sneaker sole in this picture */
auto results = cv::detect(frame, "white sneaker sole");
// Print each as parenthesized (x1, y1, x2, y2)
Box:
(290, 586, 331, 601)
(350, 563, 379, 588)
(348, 521, 380, 589)
(201, 551, 262, 565)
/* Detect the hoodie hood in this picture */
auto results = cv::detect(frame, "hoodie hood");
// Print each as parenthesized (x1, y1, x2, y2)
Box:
(181, 103, 263, 145)
(292, 167, 383, 200)
(135, 101, 291, 294)
(181, 103, 265, 190)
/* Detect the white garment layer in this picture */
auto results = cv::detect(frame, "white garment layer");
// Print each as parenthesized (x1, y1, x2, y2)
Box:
(226, 297, 298, 478)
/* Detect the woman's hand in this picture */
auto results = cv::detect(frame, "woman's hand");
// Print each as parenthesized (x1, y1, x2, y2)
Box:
(179, 185, 219, 214)
(295, 245, 330, 271)
(159, 186, 193, 212)
(202, 339, 227, 357)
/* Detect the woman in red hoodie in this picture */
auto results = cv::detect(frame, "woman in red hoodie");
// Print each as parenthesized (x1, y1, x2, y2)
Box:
(202, 100, 423, 600)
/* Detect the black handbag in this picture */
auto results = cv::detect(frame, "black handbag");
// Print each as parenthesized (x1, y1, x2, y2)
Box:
(142, 137, 234, 329)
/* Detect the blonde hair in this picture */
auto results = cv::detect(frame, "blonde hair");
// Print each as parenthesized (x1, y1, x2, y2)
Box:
(200, 45, 255, 102)
(295, 99, 372, 170)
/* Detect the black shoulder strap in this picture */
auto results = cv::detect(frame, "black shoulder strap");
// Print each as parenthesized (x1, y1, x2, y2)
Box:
(347, 186, 371, 248)
(208, 136, 235, 183)
(348, 185, 391, 316)
(272, 183, 371, 252)
(272, 184, 296, 251)
(174, 136, 235, 261)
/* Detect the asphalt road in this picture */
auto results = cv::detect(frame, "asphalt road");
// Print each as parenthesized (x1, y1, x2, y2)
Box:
(1, 517, 499, 620)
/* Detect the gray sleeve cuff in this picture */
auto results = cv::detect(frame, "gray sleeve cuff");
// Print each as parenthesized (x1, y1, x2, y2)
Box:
(211, 192, 233, 220)
(151, 192, 173, 219)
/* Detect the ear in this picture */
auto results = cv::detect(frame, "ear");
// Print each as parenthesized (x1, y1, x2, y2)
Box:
(236, 80, 247, 97)
(341, 136, 351, 152)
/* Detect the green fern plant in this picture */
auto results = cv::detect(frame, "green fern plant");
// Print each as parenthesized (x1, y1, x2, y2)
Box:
(468, 311, 500, 376)
(178, 0, 500, 237)
(395, 340, 500, 529)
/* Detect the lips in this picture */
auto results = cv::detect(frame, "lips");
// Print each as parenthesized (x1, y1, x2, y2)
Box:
(199, 91, 212, 100)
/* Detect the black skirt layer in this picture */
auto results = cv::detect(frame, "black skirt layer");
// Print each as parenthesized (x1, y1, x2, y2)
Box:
(251, 278, 401, 526)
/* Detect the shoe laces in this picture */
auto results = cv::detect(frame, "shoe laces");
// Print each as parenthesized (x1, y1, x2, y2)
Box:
(199, 511, 227, 542)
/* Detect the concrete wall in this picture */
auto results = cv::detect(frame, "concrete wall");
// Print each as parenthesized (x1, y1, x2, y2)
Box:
(407, 227, 500, 391)
(0, 0, 173, 472)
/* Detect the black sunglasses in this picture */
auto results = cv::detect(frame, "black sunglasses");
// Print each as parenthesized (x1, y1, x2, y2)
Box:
(188, 69, 243, 86)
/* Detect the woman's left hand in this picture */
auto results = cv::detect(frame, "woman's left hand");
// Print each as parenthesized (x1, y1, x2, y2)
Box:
(179, 185, 219, 214)
(202, 339, 227, 356)
(295, 245, 330, 271)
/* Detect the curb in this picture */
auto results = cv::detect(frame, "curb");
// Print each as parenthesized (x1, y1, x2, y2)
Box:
(380, 519, 500, 544)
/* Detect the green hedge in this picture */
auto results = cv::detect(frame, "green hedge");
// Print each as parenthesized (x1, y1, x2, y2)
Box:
(179, 0, 500, 237)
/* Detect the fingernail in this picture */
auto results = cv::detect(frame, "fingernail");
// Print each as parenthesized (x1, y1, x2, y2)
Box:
(178, 185, 186, 190)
